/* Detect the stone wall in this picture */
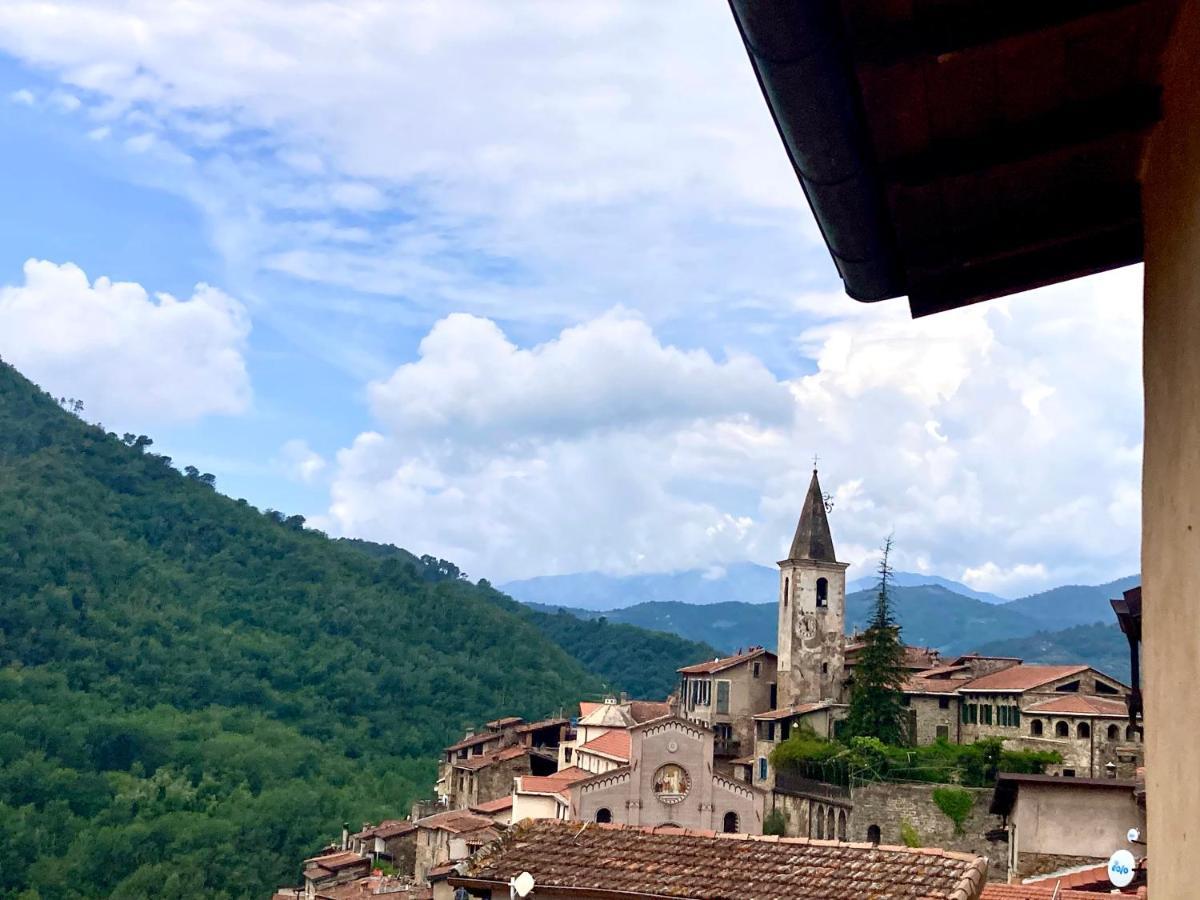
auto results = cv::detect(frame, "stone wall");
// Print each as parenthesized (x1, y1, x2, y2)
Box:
(907, 695, 958, 745)
(847, 782, 1005, 867)
(1016, 852, 1105, 880)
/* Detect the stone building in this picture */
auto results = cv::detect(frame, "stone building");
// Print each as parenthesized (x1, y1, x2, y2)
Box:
(300, 850, 372, 898)
(557, 698, 670, 771)
(569, 716, 765, 833)
(438, 716, 564, 809)
(776, 469, 849, 708)
(677, 646, 776, 765)
(904, 659, 1143, 778)
(412, 810, 498, 884)
(348, 819, 417, 876)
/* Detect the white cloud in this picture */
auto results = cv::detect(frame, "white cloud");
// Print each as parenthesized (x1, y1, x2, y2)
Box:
(278, 438, 326, 483)
(0, 259, 252, 427)
(324, 267, 1144, 591)
(9, 88, 35, 106)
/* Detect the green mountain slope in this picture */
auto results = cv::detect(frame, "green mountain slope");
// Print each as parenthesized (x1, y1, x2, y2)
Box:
(337, 540, 721, 699)
(0, 360, 604, 899)
(539, 585, 1040, 657)
(975, 623, 1132, 683)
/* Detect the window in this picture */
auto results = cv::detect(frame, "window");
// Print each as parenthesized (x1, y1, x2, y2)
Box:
(1095, 681, 1119, 695)
(1107, 724, 1120, 741)
(769, 684, 777, 708)
(564, 747, 573, 762)
(1077, 722, 1090, 739)
(822, 662, 829, 674)
(1055, 680, 1081, 693)
(716, 680, 730, 714)
(595, 808, 612, 824)
(1031, 719, 1044, 736)
(867, 824, 881, 844)
(783, 577, 789, 608)
(1012, 707, 1021, 728)
(816, 577, 829, 607)
(1056, 721, 1069, 737)
(982, 705, 992, 725)
(815, 807, 825, 839)
(723, 812, 739, 834)
(758, 758, 768, 781)
(1062, 769, 1076, 777)
(753, 661, 761, 678)
(935, 724, 950, 741)
(768, 722, 776, 741)
(939, 697, 950, 710)
(901, 695, 910, 707)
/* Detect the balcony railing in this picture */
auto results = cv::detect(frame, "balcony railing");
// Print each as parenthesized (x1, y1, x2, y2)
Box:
(714, 738, 742, 757)
(774, 770, 852, 802)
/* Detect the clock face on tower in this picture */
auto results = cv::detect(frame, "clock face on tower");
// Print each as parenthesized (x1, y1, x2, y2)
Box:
(799, 612, 818, 641)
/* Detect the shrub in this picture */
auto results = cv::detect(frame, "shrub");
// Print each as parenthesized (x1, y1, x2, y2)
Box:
(763, 808, 788, 836)
(899, 819, 921, 848)
(932, 787, 974, 834)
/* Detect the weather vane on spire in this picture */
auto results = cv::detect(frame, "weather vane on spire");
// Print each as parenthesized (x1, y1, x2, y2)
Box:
(812, 452, 820, 471)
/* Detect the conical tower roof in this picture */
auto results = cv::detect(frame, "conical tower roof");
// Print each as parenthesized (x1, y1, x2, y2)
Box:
(787, 469, 837, 563)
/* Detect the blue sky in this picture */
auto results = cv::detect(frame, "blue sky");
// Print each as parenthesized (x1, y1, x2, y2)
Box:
(0, 3, 1144, 594)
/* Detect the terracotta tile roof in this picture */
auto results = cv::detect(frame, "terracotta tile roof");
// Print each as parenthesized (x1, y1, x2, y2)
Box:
(678, 646, 775, 675)
(579, 701, 602, 717)
(846, 643, 941, 671)
(414, 810, 497, 835)
(753, 701, 831, 721)
(303, 850, 369, 872)
(519, 767, 592, 797)
(578, 729, 632, 761)
(375, 820, 417, 839)
(627, 700, 673, 723)
(444, 731, 502, 753)
(904, 677, 970, 695)
(1024, 695, 1129, 716)
(454, 744, 528, 771)
(960, 664, 1090, 692)
(455, 819, 988, 899)
(980, 885, 1122, 899)
(470, 795, 515, 814)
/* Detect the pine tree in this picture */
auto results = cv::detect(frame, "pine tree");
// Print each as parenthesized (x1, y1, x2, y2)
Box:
(845, 536, 909, 744)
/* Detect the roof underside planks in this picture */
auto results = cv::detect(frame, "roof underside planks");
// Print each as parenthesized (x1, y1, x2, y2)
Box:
(728, 0, 1180, 315)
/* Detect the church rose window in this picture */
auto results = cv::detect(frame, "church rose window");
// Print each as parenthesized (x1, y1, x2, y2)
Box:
(653, 764, 691, 804)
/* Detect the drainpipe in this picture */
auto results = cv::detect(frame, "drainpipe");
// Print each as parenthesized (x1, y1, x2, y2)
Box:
(1089, 718, 1096, 778)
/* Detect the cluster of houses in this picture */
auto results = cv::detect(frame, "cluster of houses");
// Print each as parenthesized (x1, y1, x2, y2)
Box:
(276, 471, 1146, 899)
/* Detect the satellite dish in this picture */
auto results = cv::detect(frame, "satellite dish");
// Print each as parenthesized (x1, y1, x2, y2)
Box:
(1127, 827, 1141, 844)
(1108, 848, 1136, 888)
(512, 871, 536, 898)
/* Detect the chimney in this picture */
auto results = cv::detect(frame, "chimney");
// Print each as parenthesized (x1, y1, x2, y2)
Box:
(620, 691, 630, 704)
(341, 822, 350, 851)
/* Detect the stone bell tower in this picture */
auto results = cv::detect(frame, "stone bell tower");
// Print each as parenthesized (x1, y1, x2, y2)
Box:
(776, 468, 849, 706)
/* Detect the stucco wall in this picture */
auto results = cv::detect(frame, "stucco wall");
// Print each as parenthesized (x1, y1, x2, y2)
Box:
(1010, 783, 1142, 879)
(848, 783, 1003, 864)
(1142, 2, 1200, 897)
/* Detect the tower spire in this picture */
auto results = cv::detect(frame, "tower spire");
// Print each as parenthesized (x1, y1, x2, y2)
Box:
(787, 468, 836, 563)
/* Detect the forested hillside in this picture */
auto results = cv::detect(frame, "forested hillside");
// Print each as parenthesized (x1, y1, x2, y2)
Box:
(338, 540, 721, 699)
(976, 623, 1132, 683)
(0, 360, 606, 899)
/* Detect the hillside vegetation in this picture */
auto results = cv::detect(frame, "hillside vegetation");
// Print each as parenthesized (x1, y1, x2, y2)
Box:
(0, 360, 610, 898)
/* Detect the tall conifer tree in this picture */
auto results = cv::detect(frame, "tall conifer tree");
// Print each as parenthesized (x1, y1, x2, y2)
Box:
(845, 536, 909, 744)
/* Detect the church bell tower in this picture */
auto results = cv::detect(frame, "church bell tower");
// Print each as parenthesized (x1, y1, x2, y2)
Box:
(777, 468, 849, 706)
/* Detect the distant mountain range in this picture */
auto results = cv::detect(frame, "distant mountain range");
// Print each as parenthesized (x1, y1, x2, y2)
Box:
(502, 564, 1005, 611)
(512, 572, 1140, 684)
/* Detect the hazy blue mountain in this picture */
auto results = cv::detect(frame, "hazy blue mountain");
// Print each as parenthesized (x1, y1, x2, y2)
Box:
(975, 622, 1132, 684)
(502, 561, 778, 611)
(530, 584, 1039, 657)
(506, 564, 1011, 611)
(999, 575, 1142, 629)
(848, 571, 1008, 604)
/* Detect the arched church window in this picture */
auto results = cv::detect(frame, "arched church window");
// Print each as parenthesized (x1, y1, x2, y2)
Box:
(723, 811, 739, 833)
(783, 577, 789, 608)
(816, 577, 829, 608)
(867, 824, 881, 844)
(595, 808, 612, 824)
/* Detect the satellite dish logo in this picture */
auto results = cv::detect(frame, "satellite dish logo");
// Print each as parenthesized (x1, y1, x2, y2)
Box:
(1108, 848, 1136, 888)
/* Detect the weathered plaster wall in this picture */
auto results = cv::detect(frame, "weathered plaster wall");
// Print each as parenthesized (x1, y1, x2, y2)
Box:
(1141, 1, 1200, 895)
(1010, 783, 1142, 880)
(777, 560, 848, 706)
